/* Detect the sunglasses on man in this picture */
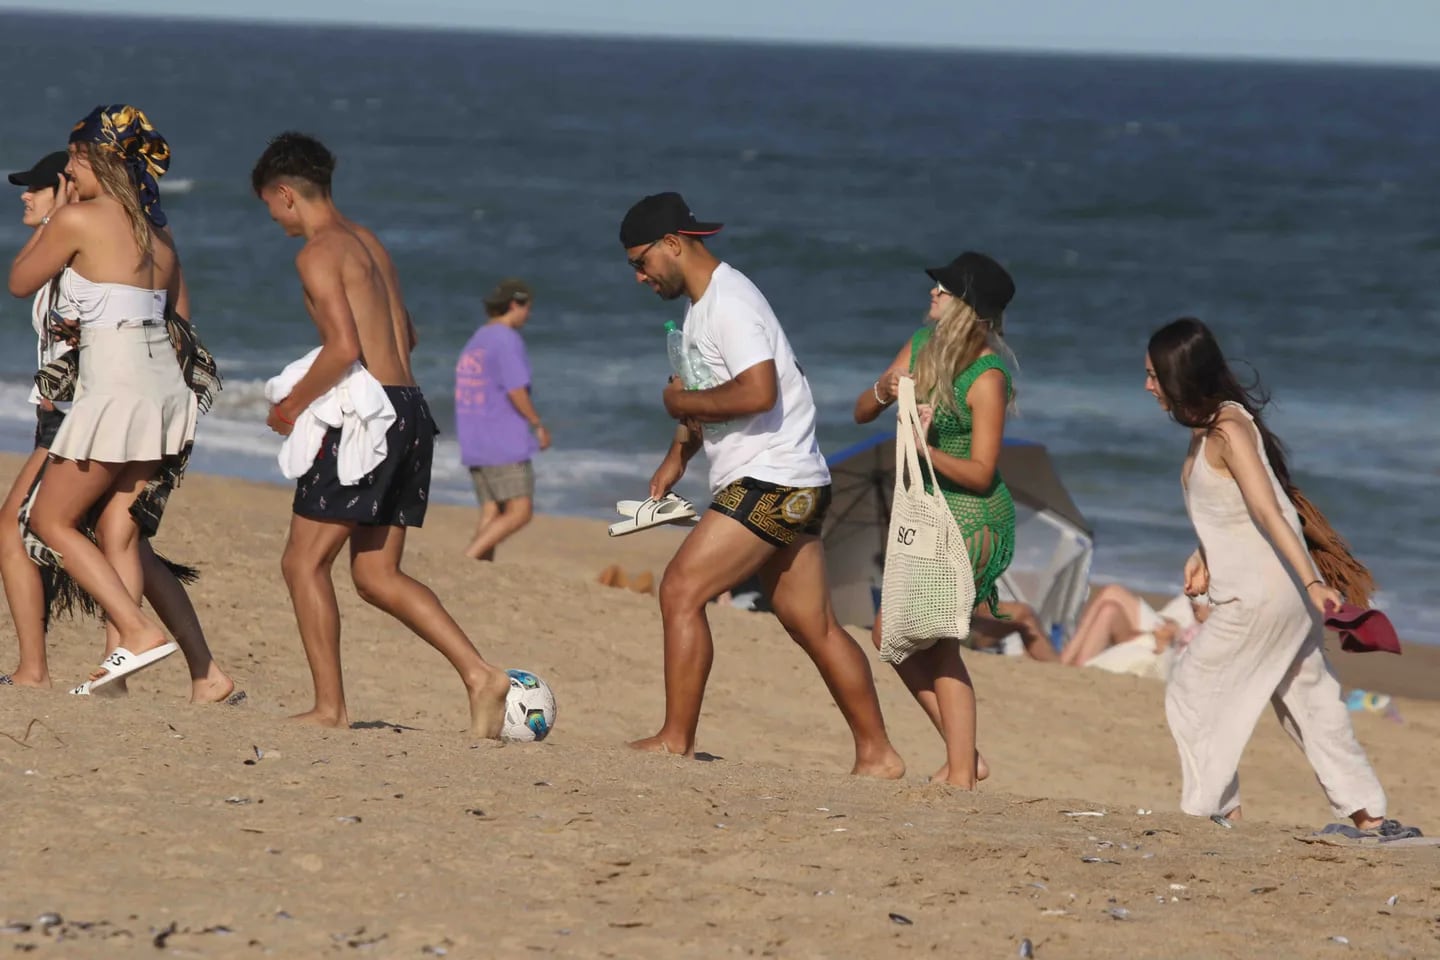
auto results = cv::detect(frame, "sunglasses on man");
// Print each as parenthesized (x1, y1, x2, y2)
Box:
(626, 237, 664, 273)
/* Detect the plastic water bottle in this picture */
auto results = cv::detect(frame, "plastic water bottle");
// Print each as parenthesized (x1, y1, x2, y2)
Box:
(664, 320, 718, 389)
(664, 320, 724, 437)
(664, 320, 693, 386)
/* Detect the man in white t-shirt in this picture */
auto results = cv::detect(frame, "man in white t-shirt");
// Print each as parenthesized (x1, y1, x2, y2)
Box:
(619, 192, 904, 778)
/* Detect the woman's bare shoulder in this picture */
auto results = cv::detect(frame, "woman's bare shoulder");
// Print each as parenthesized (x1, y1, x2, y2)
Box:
(1208, 409, 1258, 453)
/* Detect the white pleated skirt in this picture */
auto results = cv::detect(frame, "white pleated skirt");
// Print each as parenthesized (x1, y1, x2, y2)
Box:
(48, 323, 197, 464)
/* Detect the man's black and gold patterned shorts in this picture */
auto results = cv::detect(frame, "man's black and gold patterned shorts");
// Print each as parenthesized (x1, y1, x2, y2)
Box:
(709, 477, 831, 548)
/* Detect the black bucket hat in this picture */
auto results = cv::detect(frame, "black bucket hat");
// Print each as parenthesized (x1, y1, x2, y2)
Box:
(926, 252, 1015, 320)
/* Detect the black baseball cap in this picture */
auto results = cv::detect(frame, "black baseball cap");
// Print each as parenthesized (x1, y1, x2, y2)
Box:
(619, 192, 723, 248)
(8, 151, 69, 190)
(925, 252, 1015, 320)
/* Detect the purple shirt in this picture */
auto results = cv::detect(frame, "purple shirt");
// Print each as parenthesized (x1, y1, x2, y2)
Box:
(455, 323, 537, 467)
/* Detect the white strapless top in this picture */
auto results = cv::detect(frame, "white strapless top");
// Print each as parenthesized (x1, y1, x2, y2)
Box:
(59, 267, 166, 328)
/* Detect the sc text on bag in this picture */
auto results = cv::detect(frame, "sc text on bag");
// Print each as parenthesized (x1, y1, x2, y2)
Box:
(893, 523, 937, 558)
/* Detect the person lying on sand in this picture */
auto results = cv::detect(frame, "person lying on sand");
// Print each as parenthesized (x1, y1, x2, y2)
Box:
(1059, 584, 1208, 672)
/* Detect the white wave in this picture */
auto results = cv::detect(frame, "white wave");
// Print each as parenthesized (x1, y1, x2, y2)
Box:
(0, 381, 40, 423)
(207, 378, 275, 420)
(1079, 503, 1194, 532)
(163, 178, 196, 195)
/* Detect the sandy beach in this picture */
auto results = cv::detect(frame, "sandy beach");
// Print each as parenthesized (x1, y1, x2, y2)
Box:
(1, 458, 1437, 958)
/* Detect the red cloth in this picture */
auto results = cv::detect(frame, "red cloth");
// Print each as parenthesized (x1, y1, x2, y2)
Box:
(1325, 602, 1402, 655)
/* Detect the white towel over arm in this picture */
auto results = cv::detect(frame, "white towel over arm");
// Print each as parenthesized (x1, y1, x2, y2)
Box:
(263, 347, 397, 485)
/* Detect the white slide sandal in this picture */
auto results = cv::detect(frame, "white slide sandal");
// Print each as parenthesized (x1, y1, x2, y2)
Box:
(86, 642, 180, 692)
(609, 494, 699, 537)
(614, 493, 697, 518)
(67, 680, 125, 698)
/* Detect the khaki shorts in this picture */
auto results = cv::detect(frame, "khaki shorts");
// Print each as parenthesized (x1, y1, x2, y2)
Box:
(469, 461, 534, 505)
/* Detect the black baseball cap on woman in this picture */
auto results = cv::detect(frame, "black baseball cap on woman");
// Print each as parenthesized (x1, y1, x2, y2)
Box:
(619, 192, 723, 248)
(8, 151, 69, 190)
(926, 252, 1015, 320)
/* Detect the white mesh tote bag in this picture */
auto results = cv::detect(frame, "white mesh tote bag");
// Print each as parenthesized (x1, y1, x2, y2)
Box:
(879, 376, 977, 664)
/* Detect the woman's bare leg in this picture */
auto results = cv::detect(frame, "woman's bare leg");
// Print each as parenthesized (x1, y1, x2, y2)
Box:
(1060, 585, 1143, 666)
(0, 447, 54, 686)
(872, 609, 989, 782)
(29, 460, 169, 675)
(931, 638, 979, 788)
(138, 540, 236, 703)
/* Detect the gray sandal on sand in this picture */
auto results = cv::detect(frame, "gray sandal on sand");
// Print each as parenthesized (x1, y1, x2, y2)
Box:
(1301, 820, 1428, 846)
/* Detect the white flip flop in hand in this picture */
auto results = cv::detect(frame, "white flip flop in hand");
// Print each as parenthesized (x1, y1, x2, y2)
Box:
(608, 494, 699, 537)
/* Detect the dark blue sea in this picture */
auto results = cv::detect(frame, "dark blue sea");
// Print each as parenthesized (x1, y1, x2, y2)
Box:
(1, 12, 1436, 641)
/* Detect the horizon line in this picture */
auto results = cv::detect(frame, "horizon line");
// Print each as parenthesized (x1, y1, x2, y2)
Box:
(4, 5, 1440, 71)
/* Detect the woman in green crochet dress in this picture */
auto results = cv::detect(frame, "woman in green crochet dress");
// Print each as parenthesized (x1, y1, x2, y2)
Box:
(854, 252, 1017, 789)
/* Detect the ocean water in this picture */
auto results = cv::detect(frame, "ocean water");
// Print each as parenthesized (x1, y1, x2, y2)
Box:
(0, 13, 1436, 642)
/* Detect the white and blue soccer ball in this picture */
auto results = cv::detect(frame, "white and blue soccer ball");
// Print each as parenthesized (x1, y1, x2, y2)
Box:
(502, 669, 557, 742)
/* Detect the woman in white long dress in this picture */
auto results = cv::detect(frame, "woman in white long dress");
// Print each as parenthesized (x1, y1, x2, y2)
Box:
(7, 105, 196, 691)
(1145, 317, 1415, 837)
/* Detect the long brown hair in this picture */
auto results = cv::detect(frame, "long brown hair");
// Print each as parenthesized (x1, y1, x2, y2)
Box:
(1148, 317, 1374, 606)
(78, 143, 152, 264)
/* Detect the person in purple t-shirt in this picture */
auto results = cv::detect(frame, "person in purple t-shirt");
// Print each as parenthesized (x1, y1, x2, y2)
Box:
(455, 279, 550, 560)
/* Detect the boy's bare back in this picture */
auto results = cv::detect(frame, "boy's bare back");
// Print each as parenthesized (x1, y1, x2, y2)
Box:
(302, 216, 415, 387)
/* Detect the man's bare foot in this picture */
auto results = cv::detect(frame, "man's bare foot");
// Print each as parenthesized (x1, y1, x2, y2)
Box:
(852, 747, 906, 780)
(191, 671, 237, 705)
(290, 707, 349, 728)
(463, 538, 495, 561)
(465, 667, 511, 739)
(628, 734, 692, 756)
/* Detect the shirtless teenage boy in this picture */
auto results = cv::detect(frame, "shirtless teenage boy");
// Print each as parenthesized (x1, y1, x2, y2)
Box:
(252, 132, 510, 737)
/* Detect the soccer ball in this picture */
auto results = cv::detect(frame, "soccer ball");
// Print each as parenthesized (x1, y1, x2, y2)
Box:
(502, 669, 556, 742)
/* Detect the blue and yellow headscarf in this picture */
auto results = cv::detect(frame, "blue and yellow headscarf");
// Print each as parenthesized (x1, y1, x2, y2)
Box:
(68, 104, 170, 228)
